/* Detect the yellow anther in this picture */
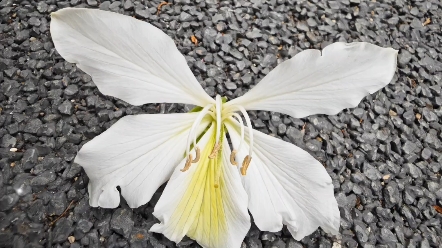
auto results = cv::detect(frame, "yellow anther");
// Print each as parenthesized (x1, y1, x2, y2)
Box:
(230, 150, 238, 166)
(240, 155, 252, 175)
(192, 147, 200, 163)
(208, 143, 221, 159)
(180, 154, 193, 172)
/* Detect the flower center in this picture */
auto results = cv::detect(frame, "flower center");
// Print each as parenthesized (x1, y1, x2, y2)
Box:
(182, 95, 254, 176)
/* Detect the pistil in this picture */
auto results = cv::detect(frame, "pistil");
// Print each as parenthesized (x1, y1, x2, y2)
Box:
(208, 142, 221, 159)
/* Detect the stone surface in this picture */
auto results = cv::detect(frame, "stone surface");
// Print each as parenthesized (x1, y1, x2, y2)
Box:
(110, 209, 134, 238)
(0, 0, 441, 247)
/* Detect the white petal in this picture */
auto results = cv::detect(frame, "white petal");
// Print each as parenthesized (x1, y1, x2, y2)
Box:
(226, 42, 397, 118)
(75, 113, 210, 208)
(151, 125, 250, 248)
(225, 121, 340, 240)
(50, 8, 213, 106)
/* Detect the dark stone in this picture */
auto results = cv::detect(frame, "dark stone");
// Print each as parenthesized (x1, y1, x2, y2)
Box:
(76, 219, 93, 234)
(30, 171, 56, 186)
(87, 0, 98, 7)
(48, 192, 68, 216)
(110, 209, 134, 238)
(286, 126, 303, 143)
(379, 228, 398, 244)
(383, 181, 402, 208)
(0, 194, 19, 211)
(261, 54, 277, 67)
(134, 8, 149, 19)
(24, 119, 42, 134)
(64, 85, 78, 96)
(58, 100, 74, 115)
(362, 162, 381, 180)
(52, 218, 74, 244)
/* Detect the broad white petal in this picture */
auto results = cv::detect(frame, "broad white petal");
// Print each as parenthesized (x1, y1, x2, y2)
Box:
(151, 125, 250, 248)
(50, 8, 213, 106)
(225, 121, 340, 240)
(75, 113, 210, 208)
(226, 42, 397, 118)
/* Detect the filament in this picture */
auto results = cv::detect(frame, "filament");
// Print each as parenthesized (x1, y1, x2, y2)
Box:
(231, 113, 244, 151)
(232, 105, 254, 158)
(215, 95, 222, 144)
(185, 104, 213, 158)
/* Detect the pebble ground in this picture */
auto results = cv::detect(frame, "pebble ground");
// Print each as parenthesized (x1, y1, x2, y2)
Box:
(0, 0, 441, 247)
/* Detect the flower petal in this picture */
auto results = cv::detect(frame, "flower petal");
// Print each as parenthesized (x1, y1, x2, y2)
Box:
(50, 8, 213, 106)
(151, 124, 250, 248)
(75, 113, 210, 208)
(226, 42, 397, 118)
(225, 120, 340, 240)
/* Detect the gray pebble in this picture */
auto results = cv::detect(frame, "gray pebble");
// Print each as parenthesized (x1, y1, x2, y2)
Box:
(111, 209, 134, 238)
(58, 100, 74, 115)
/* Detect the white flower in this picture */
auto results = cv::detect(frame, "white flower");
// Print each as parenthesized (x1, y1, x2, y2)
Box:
(50, 8, 397, 248)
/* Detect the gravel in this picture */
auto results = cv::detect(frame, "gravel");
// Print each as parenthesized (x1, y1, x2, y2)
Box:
(1, 0, 442, 247)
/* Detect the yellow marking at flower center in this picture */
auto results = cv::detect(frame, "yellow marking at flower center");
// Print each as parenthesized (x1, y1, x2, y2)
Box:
(171, 126, 227, 247)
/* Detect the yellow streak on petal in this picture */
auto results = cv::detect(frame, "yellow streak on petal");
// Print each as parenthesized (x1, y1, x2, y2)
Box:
(170, 127, 227, 247)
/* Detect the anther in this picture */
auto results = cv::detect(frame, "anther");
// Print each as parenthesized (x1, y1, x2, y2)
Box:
(240, 155, 252, 175)
(180, 154, 193, 172)
(230, 150, 238, 166)
(208, 143, 221, 159)
(192, 147, 200, 163)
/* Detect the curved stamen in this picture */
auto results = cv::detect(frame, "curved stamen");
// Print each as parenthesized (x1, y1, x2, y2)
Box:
(185, 104, 213, 160)
(215, 95, 222, 143)
(234, 105, 254, 158)
(229, 113, 245, 166)
(226, 105, 254, 175)
(231, 113, 245, 151)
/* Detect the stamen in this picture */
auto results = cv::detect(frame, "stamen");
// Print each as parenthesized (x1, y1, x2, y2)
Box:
(230, 113, 245, 152)
(240, 155, 252, 175)
(226, 105, 254, 174)
(228, 106, 254, 159)
(191, 147, 200, 163)
(214, 95, 222, 144)
(185, 104, 213, 157)
(208, 142, 221, 159)
(181, 154, 193, 172)
(230, 150, 238, 166)
(235, 105, 254, 158)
